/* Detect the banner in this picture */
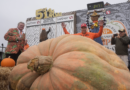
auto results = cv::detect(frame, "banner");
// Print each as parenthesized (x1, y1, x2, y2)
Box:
(26, 15, 74, 26)
(26, 20, 41, 26)
(41, 18, 56, 24)
(57, 15, 74, 22)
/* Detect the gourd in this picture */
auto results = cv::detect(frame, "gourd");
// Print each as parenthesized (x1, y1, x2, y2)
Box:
(9, 35, 130, 90)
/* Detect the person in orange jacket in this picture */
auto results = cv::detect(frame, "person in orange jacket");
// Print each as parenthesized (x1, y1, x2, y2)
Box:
(24, 40, 29, 51)
(61, 20, 104, 40)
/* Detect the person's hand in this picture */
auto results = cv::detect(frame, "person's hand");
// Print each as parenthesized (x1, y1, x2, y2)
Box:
(61, 22, 66, 28)
(24, 40, 27, 45)
(112, 34, 115, 38)
(99, 20, 104, 26)
(17, 37, 22, 41)
(116, 34, 120, 38)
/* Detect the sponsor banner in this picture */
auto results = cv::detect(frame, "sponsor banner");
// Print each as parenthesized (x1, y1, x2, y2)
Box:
(57, 15, 74, 23)
(27, 15, 74, 26)
(41, 17, 56, 24)
(26, 20, 41, 26)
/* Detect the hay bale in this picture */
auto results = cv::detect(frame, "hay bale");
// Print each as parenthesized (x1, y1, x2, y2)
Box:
(0, 80, 9, 90)
(0, 80, 8, 87)
(0, 66, 14, 90)
(0, 87, 9, 90)
(8, 67, 14, 71)
(0, 67, 11, 80)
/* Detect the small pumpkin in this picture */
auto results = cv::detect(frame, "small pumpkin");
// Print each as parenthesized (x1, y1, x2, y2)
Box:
(9, 35, 130, 90)
(1, 56, 15, 67)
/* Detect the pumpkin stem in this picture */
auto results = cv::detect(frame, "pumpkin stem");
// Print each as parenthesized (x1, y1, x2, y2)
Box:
(8, 56, 11, 58)
(27, 56, 53, 75)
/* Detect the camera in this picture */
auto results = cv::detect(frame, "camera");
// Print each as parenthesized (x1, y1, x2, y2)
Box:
(114, 34, 118, 37)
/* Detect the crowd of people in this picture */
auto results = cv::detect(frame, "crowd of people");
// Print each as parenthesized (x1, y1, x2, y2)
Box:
(3, 12, 130, 70)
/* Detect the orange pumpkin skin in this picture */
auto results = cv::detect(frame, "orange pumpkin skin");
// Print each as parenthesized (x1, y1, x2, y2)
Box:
(9, 35, 130, 90)
(1, 57, 15, 67)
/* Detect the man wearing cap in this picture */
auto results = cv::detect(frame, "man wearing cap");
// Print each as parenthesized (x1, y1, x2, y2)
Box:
(111, 29, 130, 67)
(61, 20, 104, 40)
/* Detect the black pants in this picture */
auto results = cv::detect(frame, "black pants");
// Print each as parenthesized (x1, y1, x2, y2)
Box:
(6, 50, 21, 65)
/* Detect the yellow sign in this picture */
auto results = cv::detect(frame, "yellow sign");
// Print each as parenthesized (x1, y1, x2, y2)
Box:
(36, 8, 62, 19)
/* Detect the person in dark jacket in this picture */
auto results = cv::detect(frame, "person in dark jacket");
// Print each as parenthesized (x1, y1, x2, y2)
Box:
(111, 29, 129, 67)
(40, 27, 51, 42)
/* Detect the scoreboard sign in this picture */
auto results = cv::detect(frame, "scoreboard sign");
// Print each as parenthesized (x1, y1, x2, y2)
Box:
(36, 8, 62, 20)
(87, 1, 104, 10)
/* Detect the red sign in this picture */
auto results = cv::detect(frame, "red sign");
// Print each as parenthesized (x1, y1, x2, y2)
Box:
(106, 10, 111, 15)
(69, 16, 73, 19)
(37, 21, 41, 24)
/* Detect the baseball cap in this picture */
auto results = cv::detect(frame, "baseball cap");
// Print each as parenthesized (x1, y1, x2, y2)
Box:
(81, 23, 87, 28)
(118, 29, 125, 32)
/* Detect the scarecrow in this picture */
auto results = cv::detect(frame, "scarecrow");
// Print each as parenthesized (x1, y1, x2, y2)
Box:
(90, 11, 103, 45)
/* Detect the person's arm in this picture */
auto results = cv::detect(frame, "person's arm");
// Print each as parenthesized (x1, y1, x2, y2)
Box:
(61, 22, 70, 34)
(119, 36, 129, 45)
(93, 20, 104, 39)
(63, 27, 70, 34)
(4, 29, 19, 42)
(129, 39, 130, 44)
(93, 26, 103, 39)
(47, 27, 51, 34)
(111, 37, 116, 45)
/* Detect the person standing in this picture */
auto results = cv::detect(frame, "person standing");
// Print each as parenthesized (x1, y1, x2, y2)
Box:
(40, 27, 51, 42)
(61, 20, 104, 40)
(4, 22, 25, 64)
(111, 29, 129, 67)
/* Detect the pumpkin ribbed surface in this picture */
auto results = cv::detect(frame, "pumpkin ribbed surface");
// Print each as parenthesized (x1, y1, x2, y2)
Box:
(9, 35, 130, 90)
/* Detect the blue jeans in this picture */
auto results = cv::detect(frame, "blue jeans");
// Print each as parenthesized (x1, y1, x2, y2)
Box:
(91, 27, 103, 45)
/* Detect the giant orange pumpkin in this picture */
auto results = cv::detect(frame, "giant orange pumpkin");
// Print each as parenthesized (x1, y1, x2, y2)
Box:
(1, 56, 15, 67)
(9, 35, 130, 90)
